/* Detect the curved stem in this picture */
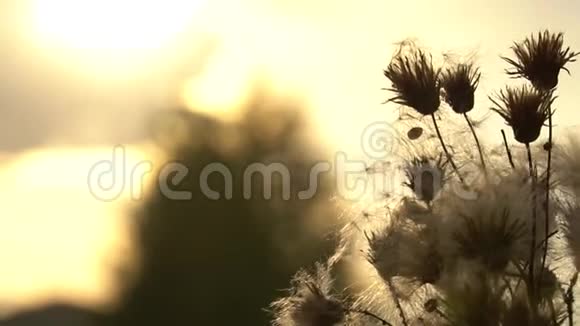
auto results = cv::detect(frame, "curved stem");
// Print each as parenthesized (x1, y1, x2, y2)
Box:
(463, 113, 486, 173)
(526, 143, 538, 310)
(501, 129, 515, 169)
(431, 113, 464, 184)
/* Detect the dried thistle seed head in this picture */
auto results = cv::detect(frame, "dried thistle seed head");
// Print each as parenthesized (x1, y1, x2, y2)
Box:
(403, 155, 446, 204)
(271, 265, 345, 326)
(440, 270, 503, 326)
(452, 209, 527, 272)
(367, 218, 443, 295)
(503, 30, 578, 91)
(440, 63, 481, 114)
(384, 49, 441, 115)
(289, 283, 345, 326)
(490, 85, 554, 144)
(437, 173, 536, 270)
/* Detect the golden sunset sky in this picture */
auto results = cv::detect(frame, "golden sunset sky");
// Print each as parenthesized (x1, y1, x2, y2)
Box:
(0, 0, 579, 315)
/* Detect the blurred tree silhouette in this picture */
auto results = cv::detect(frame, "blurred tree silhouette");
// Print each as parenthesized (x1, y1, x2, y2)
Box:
(109, 92, 337, 325)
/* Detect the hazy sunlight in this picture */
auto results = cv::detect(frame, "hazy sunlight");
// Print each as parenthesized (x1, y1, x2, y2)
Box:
(32, 0, 202, 51)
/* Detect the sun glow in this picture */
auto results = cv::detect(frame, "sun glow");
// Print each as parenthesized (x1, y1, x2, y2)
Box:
(32, 0, 201, 51)
(0, 146, 152, 310)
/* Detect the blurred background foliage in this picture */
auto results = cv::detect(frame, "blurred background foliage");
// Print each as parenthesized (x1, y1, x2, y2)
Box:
(1, 92, 340, 325)
(108, 93, 339, 325)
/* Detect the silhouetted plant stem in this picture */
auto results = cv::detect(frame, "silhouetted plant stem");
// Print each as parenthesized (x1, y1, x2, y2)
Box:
(512, 260, 527, 290)
(568, 299, 574, 326)
(565, 273, 578, 326)
(431, 113, 464, 184)
(349, 309, 393, 325)
(539, 112, 553, 290)
(502, 129, 515, 169)
(433, 307, 451, 323)
(536, 230, 558, 251)
(387, 279, 409, 326)
(526, 142, 538, 309)
(463, 113, 486, 173)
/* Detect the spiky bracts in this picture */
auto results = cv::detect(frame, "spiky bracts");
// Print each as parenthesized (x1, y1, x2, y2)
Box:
(441, 63, 481, 114)
(503, 30, 578, 91)
(384, 49, 441, 115)
(490, 85, 554, 144)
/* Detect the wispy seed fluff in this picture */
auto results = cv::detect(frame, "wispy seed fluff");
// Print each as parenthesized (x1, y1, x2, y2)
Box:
(367, 210, 442, 298)
(553, 134, 580, 196)
(503, 30, 578, 91)
(561, 204, 580, 270)
(490, 85, 554, 144)
(271, 264, 345, 326)
(554, 135, 580, 270)
(383, 48, 441, 115)
(436, 170, 546, 272)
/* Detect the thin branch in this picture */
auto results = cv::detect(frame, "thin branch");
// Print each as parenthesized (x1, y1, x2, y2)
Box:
(565, 272, 578, 326)
(512, 260, 527, 291)
(502, 276, 515, 298)
(431, 113, 465, 183)
(348, 309, 393, 326)
(434, 308, 451, 323)
(535, 230, 558, 251)
(501, 129, 515, 169)
(463, 113, 487, 173)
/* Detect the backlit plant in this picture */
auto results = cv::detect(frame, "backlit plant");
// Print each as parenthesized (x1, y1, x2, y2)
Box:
(271, 30, 580, 326)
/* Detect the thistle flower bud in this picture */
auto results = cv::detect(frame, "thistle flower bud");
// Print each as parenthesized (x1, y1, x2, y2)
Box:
(490, 85, 554, 144)
(403, 155, 446, 204)
(384, 49, 441, 115)
(452, 209, 527, 272)
(440, 63, 481, 114)
(503, 30, 578, 91)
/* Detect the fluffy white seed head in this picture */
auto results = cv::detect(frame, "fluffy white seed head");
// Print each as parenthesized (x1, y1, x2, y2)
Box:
(271, 264, 345, 326)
